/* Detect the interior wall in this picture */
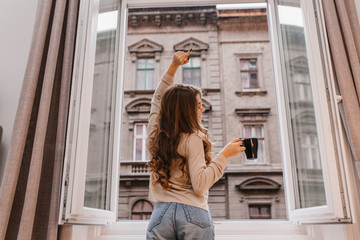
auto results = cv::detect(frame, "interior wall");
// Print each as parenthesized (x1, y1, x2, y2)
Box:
(0, 0, 39, 184)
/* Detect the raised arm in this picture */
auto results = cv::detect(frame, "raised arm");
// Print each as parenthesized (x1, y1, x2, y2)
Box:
(147, 50, 192, 137)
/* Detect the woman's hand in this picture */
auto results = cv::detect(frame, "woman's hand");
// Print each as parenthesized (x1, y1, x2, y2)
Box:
(167, 50, 192, 76)
(220, 138, 246, 158)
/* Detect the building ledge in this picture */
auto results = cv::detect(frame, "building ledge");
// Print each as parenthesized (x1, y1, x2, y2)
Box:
(235, 90, 267, 96)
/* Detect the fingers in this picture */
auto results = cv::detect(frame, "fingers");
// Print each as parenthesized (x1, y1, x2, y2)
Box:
(185, 49, 192, 57)
(231, 138, 242, 144)
(173, 49, 192, 65)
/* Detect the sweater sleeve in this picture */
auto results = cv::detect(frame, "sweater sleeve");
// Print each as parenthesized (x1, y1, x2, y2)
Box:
(186, 133, 229, 196)
(147, 73, 174, 138)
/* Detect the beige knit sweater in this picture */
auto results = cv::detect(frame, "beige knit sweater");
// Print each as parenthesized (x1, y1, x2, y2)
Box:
(147, 73, 229, 211)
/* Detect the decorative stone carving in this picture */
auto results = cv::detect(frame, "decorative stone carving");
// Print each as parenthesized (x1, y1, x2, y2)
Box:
(128, 39, 163, 60)
(236, 177, 281, 193)
(125, 98, 152, 114)
(235, 108, 270, 122)
(131, 15, 138, 28)
(200, 13, 206, 25)
(175, 14, 182, 26)
(174, 37, 209, 60)
(155, 15, 161, 26)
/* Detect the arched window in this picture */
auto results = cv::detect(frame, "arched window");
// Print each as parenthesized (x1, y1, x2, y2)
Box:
(131, 200, 153, 220)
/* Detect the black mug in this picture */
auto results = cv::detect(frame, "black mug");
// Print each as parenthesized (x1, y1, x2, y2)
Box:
(240, 138, 258, 160)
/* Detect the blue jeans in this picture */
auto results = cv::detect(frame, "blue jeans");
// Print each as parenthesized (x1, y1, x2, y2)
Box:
(146, 202, 215, 240)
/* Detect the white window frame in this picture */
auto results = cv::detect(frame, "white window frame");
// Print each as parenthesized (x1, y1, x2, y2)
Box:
(267, 0, 350, 224)
(60, 0, 353, 236)
(59, 0, 127, 225)
(133, 123, 148, 161)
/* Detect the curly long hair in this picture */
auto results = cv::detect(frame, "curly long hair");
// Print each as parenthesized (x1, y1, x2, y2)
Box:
(147, 84, 212, 190)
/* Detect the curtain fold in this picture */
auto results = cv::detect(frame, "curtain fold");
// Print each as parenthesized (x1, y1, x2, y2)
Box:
(321, 0, 360, 175)
(0, 0, 79, 239)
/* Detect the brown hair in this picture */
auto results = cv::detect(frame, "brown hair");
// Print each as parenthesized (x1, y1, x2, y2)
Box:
(147, 84, 212, 190)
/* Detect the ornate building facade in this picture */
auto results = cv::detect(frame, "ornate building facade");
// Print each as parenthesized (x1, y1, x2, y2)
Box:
(117, 5, 287, 220)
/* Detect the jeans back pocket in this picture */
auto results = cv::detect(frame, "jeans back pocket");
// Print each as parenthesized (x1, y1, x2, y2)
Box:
(181, 204, 212, 228)
(147, 202, 172, 232)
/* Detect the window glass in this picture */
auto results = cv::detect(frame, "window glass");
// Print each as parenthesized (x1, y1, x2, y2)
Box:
(133, 123, 148, 161)
(240, 59, 259, 89)
(249, 204, 271, 219)
(277, 0, 326, 208)
(136, 58, 155, 90)
(183, 57, 201, 87)
(131, 200, 153, 220)
(84, 3, 119, 209)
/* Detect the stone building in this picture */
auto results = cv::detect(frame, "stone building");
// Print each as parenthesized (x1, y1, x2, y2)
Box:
(117, 5, 287, 220)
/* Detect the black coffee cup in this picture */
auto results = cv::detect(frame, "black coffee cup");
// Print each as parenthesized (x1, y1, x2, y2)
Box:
(240, 138, 258, 160)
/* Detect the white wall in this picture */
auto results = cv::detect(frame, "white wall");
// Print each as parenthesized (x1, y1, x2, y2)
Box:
(0, 0, 39, 183)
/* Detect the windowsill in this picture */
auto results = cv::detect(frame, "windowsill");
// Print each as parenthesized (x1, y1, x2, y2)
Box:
(95, 220, 310, 239)
(235, 90, 267, 96)
(226, 164, 283, 173)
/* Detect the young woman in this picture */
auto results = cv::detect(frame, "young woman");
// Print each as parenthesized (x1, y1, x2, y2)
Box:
(146, 50, 245, 240)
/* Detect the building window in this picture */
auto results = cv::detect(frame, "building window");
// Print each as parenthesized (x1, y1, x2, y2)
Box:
(300, 133, 321, 169)
(240, 58, 259, 90)
(131, 200, 153, 220)
(136, 58, 155, 90)
(249, 204, 271, 219)
(183, 57, 201, 87)
(243, 125, 265, 164)
(293, 73, 311, 102)
(133, 123, 149, 161)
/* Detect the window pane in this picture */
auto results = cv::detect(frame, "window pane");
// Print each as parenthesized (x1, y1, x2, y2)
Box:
(257, 140, 265, 163)
(135, 124, 143, 135)
(249, 207, 259, 217)
(249, 59, 257, 69)
(136, 71, 145, 90)
(137, 58, 146, 68)
(244, 126, 252, 138)
(146, 70, 154, 89)
(277, 1, 326, 208)
(260, 206, 271, 216)
(193, 69, 201, 87)
(241, 73, 250, 88)
(84, 3, 119, 209)
(183, 69, 192, 84)
(183, 57, 201, 86)
(146, 58, 155, 68)
(254, 126, 262, 137)
(135, 139, 142, 160)
(131, 200, 153, 220)
(240, 60, 249, 70)
(250, 72, 258, 88)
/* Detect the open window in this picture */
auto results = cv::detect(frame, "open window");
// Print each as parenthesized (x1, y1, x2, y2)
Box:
(59, 0, 125, 225)
(268, 0, 350, 223)
(59, 0, 351, 230)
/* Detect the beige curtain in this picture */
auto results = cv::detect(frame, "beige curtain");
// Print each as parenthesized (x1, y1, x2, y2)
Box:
(0, 0, 79, 239)
(322, 0, 360, 176)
